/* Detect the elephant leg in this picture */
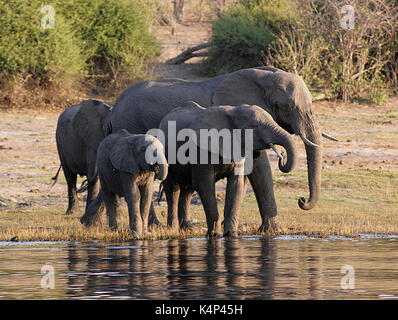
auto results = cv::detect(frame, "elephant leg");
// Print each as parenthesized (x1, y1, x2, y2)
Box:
(178, 188, 193, 230)
(121, 174, 142, 238)
(164, 179, 180, 230)
(148, 203, 162, 228)
(84, 154, 101, 213)
(80, 190, 104, 227)
(139, 178, 154, 236)
(82, 162, 105, 224)
(62, 164, 79, 215)
(84, 176, 100, 214)
(114, 195, 124, 218)
(223, 173, 245, 238)
(193, 166, 221, 238)
(103, 189, 118, 231)
(248, 151, 279, 232)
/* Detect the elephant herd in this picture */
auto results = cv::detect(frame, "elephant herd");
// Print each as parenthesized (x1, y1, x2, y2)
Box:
(54, 66, 337, 238)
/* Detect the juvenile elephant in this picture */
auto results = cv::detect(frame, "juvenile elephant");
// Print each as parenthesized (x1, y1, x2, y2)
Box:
(81, 130, 168, 237)
(110, 67, 337, 231)
(55, 99, 112, 215)
(158, 102, 297, 238)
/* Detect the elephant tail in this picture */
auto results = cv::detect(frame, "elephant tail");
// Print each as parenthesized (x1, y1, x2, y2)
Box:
(50, 165, 62, 190)
(50, 165, 87, 193)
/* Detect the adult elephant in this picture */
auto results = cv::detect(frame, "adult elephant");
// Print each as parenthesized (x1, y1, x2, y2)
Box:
(55, 99, 112, 215)
(110, 66, 335, 231)
(159, 102, 298, 238)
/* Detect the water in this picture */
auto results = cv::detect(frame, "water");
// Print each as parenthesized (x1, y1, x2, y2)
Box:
(0, 236, 398, 299)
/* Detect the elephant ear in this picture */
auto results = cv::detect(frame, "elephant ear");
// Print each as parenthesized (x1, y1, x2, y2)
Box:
(73, 100, 109, 145)
(109, 136, 139, 174)
(99, 103, 112, 136)
(191, 107, 234, 161)
(212, 68, 277, 107)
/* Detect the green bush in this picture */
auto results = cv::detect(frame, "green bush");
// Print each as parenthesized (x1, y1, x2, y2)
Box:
(0, 1, 85, 85)
(0, 0, 158, 89)
(202, 0, 397, 104)
(58, 0, 159, 81)
(200, 0, 297, 75)
(267, 0, 398, 103)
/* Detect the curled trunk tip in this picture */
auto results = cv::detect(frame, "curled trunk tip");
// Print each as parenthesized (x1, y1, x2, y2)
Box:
(298, 197, 317, 210)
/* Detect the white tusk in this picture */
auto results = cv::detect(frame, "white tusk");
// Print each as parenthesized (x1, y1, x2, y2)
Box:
(322, 131, 338, 141)
(270, 143, 283, 159)
(300, 135, 320, 148)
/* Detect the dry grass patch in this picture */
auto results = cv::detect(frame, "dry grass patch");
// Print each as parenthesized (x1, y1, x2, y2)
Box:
(1, 168, 397, 241)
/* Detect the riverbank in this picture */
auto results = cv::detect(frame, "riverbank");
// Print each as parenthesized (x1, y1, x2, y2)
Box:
(1, 96, 397, 240)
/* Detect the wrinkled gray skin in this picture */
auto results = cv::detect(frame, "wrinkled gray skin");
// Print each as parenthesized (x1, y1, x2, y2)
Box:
(111, 66, 323, 231)
(81, 130, 168, 237)
(55, 99, 112, 216)
(159, 102, 298, 238)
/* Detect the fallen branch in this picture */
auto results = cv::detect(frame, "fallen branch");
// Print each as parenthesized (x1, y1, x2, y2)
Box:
(166, 42, 213, 65)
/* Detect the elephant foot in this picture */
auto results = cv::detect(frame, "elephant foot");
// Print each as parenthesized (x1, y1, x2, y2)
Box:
(80, 214, 99, 227)
(258, 216, 282, 233)
(80, 215, 90, 226)
(148, 222, 163, 231)
(65, 207, 79, 215)
(148, 214, 162, 228)
(179, 220, 193, 230)
(129, 231, 143, 240)
(206, 231, 222, 239)
(223, 230, 239, 239)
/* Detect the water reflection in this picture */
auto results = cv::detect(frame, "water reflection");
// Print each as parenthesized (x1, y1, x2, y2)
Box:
(0, 237, 398, 299)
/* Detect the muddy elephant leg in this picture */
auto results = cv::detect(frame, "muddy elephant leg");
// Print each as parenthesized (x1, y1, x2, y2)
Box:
(121, 173, 142, 237)
(80, 190, 104, 227)
(248, 151, 279, 232)
(139, 178, 154, 236)
(164, 179, 180, 230)
(84, 176, 100, 213)
(102, 189, 118, 231)
(62, 164, 79, 215)
(148, 203, 162, 227)
(193, 165, 221, 238)
(147, 178, 161, 227)
(223, 173, 245, 238)
(114, 195, 124, 218)
(82, 161, 105, 223)
(178, 187, 193, 230)
(85, 154, 101, 212)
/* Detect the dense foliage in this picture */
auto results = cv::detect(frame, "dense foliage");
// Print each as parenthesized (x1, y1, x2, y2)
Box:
(0, 1, 84, 84)
(59, 0, 158, 82)
(201, 0, 297, 75)
(0, 0, 158, 88)
(202, 0, 398, 103)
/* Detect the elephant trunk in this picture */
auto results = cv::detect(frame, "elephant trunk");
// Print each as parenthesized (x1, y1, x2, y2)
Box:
(298, 124, 322, 210)
(265, 127, 297, 173)
(275, 130, 297, 173)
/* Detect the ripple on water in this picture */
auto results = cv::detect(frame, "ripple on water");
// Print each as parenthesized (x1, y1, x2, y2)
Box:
(1, 236, 398, 299)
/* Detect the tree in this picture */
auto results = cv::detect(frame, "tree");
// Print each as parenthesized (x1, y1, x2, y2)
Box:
(172, 0, 185, 22)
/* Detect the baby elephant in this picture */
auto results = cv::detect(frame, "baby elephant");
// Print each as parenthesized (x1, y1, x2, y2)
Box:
(82, 129, 168, 238)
